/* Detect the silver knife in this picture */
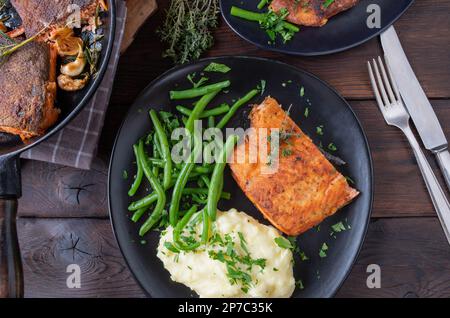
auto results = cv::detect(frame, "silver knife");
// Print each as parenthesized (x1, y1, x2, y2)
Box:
(381, 26, 450, 192)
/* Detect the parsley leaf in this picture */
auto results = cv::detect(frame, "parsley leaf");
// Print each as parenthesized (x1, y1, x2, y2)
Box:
(274, 237, 294, 249)
(204, 62, 231, 73)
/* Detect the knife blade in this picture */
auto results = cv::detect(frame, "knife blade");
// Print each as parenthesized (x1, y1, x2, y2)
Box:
(381, 26, 446, 150)
(381, 26, 450, 191)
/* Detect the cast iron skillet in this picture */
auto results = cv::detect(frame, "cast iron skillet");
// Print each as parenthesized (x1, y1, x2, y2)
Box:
(0, 1, 116, 298)
(220, 0, 415, 56)
(109, 56, 373, 298)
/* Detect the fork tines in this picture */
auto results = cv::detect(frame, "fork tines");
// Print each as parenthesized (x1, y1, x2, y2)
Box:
(367, 56, 401, 109)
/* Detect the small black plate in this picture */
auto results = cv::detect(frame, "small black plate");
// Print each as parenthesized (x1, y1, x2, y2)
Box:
(220, 0, 414, 56)
(108, 56, 373, 298)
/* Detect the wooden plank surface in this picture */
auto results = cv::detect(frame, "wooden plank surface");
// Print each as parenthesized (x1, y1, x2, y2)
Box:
(18, 217, 450, 298)
(19, 100, 450, 219)
(121, 0, 158, 53)
(15, 0, 450, 298)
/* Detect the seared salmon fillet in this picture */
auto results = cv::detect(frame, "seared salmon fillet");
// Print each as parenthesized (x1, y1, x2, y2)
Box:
(0, 41, 59, 140)
(270, 0, 359, 27)
(229, 97, 359, 235)
(11, 0, 98, 36)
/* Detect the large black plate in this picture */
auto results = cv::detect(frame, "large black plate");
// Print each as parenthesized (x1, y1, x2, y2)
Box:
(220, 0, 414, 56)
(109, 56, 373, 298)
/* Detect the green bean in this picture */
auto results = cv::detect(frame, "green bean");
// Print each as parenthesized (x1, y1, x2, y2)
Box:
(208, 116, 215, 128)
(202, 104, 231, 118)
(169, 125, 203, 226)
(172, 207, 210, 251)
(216, 89, 259, 129)
(257, 0, 269, 9)
(137, 142, 166, 236)
(207, 135, 239, 221)
(173, 206, 201, 251)
(200, 175, 211, 188)
(182, 188, 230, 199)
(150, 110, 172, 190)
(152, 132, 160, 176)
(170, 80, 231, 100)
(201, 208, 210, 243)
(131, 206, 147, 223)
(128, 143, 144, 197)
(185, 91, 221, 133)
(230, 6, 300, 32)
(176, 104, 231, 118)
(128, 192, 158, 211)
(129, 186, 231, 212)
(169, 92, 220, 226)
(197, 177, 205, 188)
(175, 105, 191, 117)
(191, 194, 207, 204)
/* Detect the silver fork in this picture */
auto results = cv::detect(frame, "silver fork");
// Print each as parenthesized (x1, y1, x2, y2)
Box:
(368, 56, 450, 245)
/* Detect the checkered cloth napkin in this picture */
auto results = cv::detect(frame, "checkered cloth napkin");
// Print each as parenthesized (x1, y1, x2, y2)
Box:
(21, 1, 127, 170)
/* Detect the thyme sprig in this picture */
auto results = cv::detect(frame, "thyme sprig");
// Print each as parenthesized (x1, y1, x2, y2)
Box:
(158, 0, 219, 64)
(0, 27, 47, 65)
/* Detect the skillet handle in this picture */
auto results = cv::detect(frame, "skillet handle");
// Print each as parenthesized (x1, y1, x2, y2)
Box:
(0, 156, 23, 298)
(0, 199, 23, 298)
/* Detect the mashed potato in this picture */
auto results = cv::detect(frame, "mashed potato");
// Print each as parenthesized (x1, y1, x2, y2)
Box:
(157, 209, 295, 298)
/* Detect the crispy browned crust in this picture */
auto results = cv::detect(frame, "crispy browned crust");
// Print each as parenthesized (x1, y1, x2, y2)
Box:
(0, 42, 59, 139)
(11, 0, 98, 36)
(229, 97, 359, 236)
(270, 0, 359, 27)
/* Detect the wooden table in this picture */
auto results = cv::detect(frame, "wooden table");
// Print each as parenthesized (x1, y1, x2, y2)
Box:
(17, 0, 450, 297)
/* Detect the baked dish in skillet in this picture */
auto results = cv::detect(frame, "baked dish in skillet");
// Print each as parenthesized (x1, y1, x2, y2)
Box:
(0, 0, 108, 140)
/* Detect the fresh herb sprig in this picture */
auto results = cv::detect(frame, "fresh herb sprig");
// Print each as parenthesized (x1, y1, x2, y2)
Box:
(0, 26, 47, 66)
(230, 6, 299, 44)
(158, 0, 219, 64)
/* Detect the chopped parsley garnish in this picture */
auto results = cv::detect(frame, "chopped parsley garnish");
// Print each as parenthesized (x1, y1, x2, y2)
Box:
(122, 170, 128, 179)
(300, 86, 305, 97)
(187, 73, 208, 88)
(208, 232, 266, 294)
(331, 222, 347, 233)
(164, 242, 180, 254)
(260, 8, 297, 44)
(299, 251, 309, 261)
(260, 79, 266, 96)
(319, 243, 328, 258)
(203, 62, 231, 73)
(345, 176, 355, 184)
(296, 279, 305, 290)
(304, 107, 309, 118)
(274, 236, 294, 250)
(316, 125, 324, 136)
(327, 143, 337, 151)
(282, 148, 293, 157)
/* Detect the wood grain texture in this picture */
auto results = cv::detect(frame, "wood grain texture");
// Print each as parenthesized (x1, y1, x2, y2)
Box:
(337, 217, 450, 298)
(19, 100, 450, 218)
(17, 217, 450, 298)
(105, 0, 450, 104)
(14, 0, 450, 298)
(18, 218, 145, 298)
(121, 0, 158, 53)
(18, 158, 108, 218)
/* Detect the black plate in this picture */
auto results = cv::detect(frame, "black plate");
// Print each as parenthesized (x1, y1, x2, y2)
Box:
(220, 0, 414, 56)
(109, 56, 373, 298)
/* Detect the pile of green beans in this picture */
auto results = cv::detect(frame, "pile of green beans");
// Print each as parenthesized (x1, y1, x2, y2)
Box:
(126, 75, 260, 246)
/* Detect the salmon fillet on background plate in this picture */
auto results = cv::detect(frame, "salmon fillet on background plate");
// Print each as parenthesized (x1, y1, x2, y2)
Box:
(229, 97, 359, 236)
(270, 0, 360, 27)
